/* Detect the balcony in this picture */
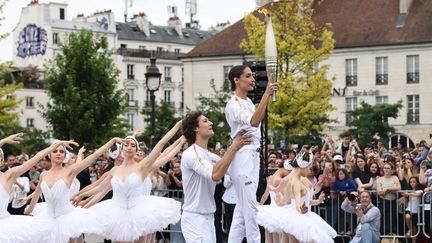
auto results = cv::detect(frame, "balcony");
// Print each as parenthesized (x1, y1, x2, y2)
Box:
(376, 74, 388, 85)
(407, 113, 419, 124)
(407, 72, 419, 83)
(117, 48, 182, 60)
(166, 101, 175, 108)
(345, 75, 357, 86)
(164, 76, 172, 82)
(127, 75, 135, 80)
(128, 100, 138, 107)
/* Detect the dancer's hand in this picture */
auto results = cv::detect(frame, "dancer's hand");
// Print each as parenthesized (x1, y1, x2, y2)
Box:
(230, 132, 252, 151)
(2, 133, 24, 145)
(300, 202, 308, 214)
(56, 140, 79, 150)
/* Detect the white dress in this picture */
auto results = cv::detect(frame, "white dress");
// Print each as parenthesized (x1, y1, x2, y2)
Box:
(89, 172, 181, 242)
(0, 183, 49, 243)
(257, 191, 289, 233)
(258, 187, 337, 243)
(34, 179, 102, 243)
(30, 178, 80, 216)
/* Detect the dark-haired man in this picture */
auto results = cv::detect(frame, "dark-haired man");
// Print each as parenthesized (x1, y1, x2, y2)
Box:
(180, 111, 251, 242)
(224, 65, 277, 243)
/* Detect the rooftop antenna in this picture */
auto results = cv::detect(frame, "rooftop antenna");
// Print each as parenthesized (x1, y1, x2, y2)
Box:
(124, 0, 133, 22)
(185, 0, 197, 28)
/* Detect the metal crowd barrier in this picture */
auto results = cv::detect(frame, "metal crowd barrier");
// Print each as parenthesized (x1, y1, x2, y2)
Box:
(310, 190, 431, 242)
(151, 188, 432, 242)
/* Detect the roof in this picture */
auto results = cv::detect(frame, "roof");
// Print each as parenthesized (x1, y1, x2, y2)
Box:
(116, 22, 215, 46)
(51, 20, 113, 33)
(184, 0, 432, 58)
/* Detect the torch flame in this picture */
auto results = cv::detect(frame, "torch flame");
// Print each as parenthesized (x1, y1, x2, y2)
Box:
(258, 8, 269, 16)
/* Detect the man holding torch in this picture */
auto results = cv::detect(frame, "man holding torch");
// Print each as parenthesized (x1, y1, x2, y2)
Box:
(224, 13, 278, 241)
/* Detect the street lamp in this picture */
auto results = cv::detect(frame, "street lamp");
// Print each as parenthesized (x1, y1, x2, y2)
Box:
(145, 57, 161, 146)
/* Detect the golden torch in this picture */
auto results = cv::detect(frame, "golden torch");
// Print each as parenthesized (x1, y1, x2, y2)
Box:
(263, 10, 278, 101)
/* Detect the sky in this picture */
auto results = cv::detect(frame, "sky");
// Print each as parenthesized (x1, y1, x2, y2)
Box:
(0, 0, 256, 62)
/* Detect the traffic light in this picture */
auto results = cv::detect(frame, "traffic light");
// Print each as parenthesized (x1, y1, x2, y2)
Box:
(243, 61, 268, 104)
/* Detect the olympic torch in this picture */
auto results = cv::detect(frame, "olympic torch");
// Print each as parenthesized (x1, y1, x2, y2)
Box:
(264, 13, 278, 101)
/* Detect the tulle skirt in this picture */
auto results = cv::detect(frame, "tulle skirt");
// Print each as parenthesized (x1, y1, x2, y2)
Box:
(89, 195, 181, 242)
(257, 204, 336, 243)
(34, 206, 104, 243)
(0, 213, 50, 243)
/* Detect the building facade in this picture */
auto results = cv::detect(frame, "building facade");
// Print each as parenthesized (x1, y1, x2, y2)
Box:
(11, 1, 213, 132)
(182, 0, 432, 146)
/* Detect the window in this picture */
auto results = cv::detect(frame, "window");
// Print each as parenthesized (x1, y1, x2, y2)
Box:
(223, 65, 233, 89)
(157, 47, 163, 52)
(407, 55, 419, 83)
(6, 94, 12, 100)
(376, 96, 388, 105)
(53, 33, 59, 44)
(164, 90, 171, 103)
(407, 95, 419, 124)
(139, 45, 146, 50)
(127, 113, 134, 131)
(127, 88, 134, 101)
(26, 97, 34, 108)
(59, 8, 65, 20)
(164, 67, 172, 81)
(376, 57, 388, 85)
(127, 64, 134, 80)
(181, 67, 184, 83)
(174, 48, 181, 54)
(120, 44, 127, 48)
(345, 59, 357, 86)
(26, 118, 34, 128)
(346, 97, 358, 125)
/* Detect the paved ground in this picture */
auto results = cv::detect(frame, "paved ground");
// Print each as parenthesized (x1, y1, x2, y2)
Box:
(85, 234, 104, 243)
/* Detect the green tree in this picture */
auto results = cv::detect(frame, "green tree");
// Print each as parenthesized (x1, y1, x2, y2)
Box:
(196, 79, 232, 148)
(140, 101, 180, 146)
(0, 63, 23, 136)
(41, 29, 128, 149)
(1, 127, 50, 156)
(240, 0, 335, 144)
(346, 101, 402, 148)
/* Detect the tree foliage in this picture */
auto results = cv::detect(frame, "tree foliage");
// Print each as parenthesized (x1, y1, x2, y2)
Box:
(0, 62, 23, 136)
(41, 29, 128, 149)
(347, 101, 403, 148)
(196, 79, 232, 148)
(140, 101, 181, 147)
(240, 0, 335, 144)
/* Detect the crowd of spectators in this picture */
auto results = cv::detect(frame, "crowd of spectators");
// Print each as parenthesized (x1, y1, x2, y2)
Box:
(1, 133, 432, 242)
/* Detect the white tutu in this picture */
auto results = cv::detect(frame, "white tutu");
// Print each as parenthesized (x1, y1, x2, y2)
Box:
(89, 173, 181, 241)
(0, 184, 50, 243)
(34, 179, 104, 243)
(257, 188, 336, 243)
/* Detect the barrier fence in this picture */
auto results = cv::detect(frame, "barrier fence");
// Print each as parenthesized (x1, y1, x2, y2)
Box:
(151, 189, 432, 242)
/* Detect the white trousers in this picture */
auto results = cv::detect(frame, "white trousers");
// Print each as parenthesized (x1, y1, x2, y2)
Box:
(228, 149, 260, 243)
(181, 211, 216, 243)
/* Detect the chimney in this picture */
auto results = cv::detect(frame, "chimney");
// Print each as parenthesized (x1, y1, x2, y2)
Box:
(396, 0, 413, 28)
(168, 16, 182, 37)
(133, 12, 150, 37)
(74, 13, 85, 22)
(400, 0, 413, 14)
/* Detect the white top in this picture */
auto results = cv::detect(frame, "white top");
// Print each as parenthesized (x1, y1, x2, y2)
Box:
(181, 144, 221, 214)
(406, 190, 423, 213)
(222, 174, 237, 204)
(11, 176, 30, 208)
(225, 96, 261, 152)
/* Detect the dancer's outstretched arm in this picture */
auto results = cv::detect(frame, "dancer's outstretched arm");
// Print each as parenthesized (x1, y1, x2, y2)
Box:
(140, 121, 182, 168)
(82, 187, 112, 208)
(25, 180, 42, 215)
(0, 133, 23, 147)
(71, 173, 112, 206)
(150, 137, 186, 170)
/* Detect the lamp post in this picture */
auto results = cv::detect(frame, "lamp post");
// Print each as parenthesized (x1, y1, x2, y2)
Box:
(145, 58, 161, 146)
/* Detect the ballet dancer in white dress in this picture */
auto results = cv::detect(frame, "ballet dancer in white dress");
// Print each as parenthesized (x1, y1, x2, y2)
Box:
(0, 133, 75, 242)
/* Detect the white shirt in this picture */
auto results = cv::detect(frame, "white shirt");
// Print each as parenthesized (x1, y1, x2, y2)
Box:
(222, 174, 237, 204)
(225, 96, 261, 151)
(181, 144, 221, 214)
(12, 176, 30, 208)
(406, 190, 423, 213)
